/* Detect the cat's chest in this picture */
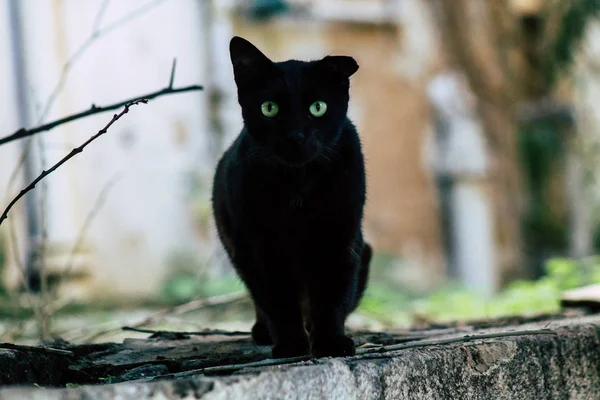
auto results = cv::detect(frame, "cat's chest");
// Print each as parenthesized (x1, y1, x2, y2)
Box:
(268, 178, 317, 210)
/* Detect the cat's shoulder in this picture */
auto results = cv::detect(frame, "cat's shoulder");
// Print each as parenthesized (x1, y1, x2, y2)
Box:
(219, 128, 248, 158)
(340, 118, 363, 149)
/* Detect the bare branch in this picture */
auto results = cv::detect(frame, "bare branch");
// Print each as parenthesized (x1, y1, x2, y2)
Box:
(169, 58, 177, 89)
(36, 122, 50, 340)
(359, 328, 556, 355)
(0, 100, 147, 227)
(62, 292, 247, 342)
(130, 292, 248, 328)
(92, 0, 111, 34)
(121, 326, 251, 337)
(0, 84, 202, 146)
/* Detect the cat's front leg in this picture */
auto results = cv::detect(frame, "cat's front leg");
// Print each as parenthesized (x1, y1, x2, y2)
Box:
(251, 284, 310, 358)
(306, 247, 360, 358)
(251, 307, 272, 345)
(236, 253, 310, 358)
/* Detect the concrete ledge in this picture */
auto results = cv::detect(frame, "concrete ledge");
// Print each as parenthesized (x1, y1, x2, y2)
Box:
(1, 314, 599, 399)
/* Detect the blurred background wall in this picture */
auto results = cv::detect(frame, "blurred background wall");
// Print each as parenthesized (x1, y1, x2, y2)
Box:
(0, 0, 213, 300)
(1, 0, 599, 307)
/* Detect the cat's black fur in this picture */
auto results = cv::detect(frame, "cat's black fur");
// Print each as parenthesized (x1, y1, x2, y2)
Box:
(212, 36, 371, 358)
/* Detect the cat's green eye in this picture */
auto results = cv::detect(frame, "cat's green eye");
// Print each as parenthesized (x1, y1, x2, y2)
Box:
(309, 101, 327, 117)
(261, 101, 279, 118)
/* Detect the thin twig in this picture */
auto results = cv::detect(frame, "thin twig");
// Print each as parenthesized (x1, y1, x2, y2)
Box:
(0, 84, 203, 146)
(0, 342, 72, 356)
(359, 328, 556, 354)
(0, 101, 147, 227)
(169, 58, 177, 89)
(122, 326, 251, 337)
(162, 355, 311, 380)
(92, 0, 111, 34)
(126, 292, 248, 330)
(36, 129, 50, 340)
(63, 292, 247, 342)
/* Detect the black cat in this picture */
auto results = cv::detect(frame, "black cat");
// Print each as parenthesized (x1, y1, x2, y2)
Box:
(212, 36, 371, 358)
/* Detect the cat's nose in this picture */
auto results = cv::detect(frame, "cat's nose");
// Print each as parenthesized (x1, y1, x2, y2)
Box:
(290, 131, 306, 143)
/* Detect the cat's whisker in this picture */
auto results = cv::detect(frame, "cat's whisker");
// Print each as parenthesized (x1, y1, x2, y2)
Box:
(318, 146, 340, 167)
(320, 153, 334, 166)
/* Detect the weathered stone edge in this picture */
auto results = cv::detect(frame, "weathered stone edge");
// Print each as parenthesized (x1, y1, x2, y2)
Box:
(1, 323, 599, 400)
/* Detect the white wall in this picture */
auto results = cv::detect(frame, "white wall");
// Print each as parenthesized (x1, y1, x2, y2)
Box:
(0, 0, 215, 300)
(0, 0, 28, 279)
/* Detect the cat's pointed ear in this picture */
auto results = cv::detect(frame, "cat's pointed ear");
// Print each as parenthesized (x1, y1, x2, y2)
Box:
(319, 56, 359, 78)
(230, 36, 273, 80)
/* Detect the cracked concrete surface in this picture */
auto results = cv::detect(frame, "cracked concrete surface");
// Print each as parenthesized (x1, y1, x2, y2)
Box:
(1, 315, 599, 399)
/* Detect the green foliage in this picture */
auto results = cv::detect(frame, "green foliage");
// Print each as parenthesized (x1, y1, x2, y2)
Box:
(0, 234, 4, 268)
(98, 375, 116, 384)
(161, 273, 245, 303)
(411, 285, 487, 321)
(161, 271, 203, 303)
(547, 0, 600, 86)
(161, 246, 245, 305)
(248, 0, 288, 20)
(518, 120, 565, 194)
(199, 276, 245, 298)
(160, 249, 243, 303)
(424, 257, 600, 321)
(358, 281, 412, 326)
(515, 1, 600, 276)
(518, 121, 568, 263)
(359, 257, 600, 325)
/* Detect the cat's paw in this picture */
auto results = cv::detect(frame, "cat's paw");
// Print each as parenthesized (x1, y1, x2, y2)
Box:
(272, 339, 310, 358)
(311, 335, 355, 358)
(251, 321, 273, 345)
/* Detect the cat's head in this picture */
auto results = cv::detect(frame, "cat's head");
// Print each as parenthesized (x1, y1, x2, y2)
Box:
(229, 36, 358, 167)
